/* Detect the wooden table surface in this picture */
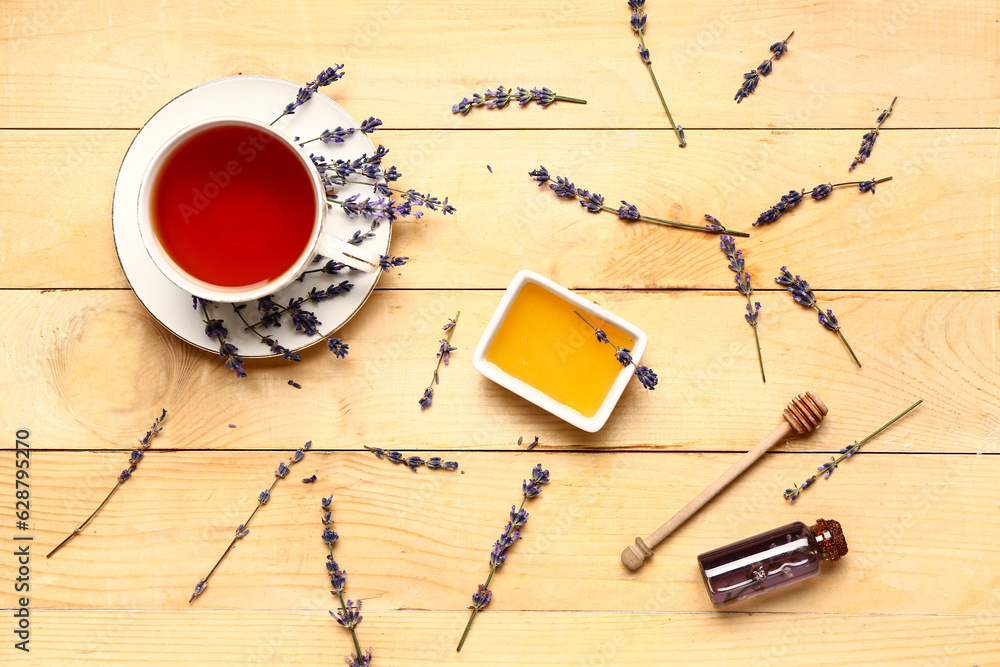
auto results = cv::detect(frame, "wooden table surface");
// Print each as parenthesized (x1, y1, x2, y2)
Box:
(2, 1, 999, 664)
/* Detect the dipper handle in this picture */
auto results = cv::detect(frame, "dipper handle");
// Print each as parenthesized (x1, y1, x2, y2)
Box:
(621, 392, 827, 571)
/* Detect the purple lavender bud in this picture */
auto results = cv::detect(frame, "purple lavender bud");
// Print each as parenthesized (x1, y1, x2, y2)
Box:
(859, 179, 878, 194)
(490, 542, 507, 568)
(818, 308, 840, 331)
(532, 87, 557, 106)
(704, 214, 725, 231)
(615, 347, 634, 367)
(745, 302, 761, 326)
(331, 569, 346, 593)
(522, 480, 542, 498)
(594, 328, 609, 344)
(359, 116, 382, 133)
(638, 45, 651, 63)
(335, 599, 363, 629)
(630, 11, 647, 31)
(549, 176, 576, 198)
(634, 365, 658, 390)
(529, 166, 550, 186)
(531, 464, 550, 485)
(618, 201, 640, 220)
(757, 60, 773, 76)
(471, 584, 492, 610)
(321, 495, 333, 510)
(327, 338, 349, 358)
(515, 87, 533, 106)
(191, 579, 207, 601)
(811, 183, 833, 200)
(322, 528, 339, 544)
(437, 340, 457, 365)
(510, 506, 529, 528)
(452, 98, 473, 115)
(259, 490, 270, 504)
(117, 469, 131, 483)
(419, 388, 433, 411)
(735, 71, 759, 103)
(236, 524, 249, 539)
(275, 462, 290, 478)
(770, 40, 789, 59)
(581, 191, 604, 213)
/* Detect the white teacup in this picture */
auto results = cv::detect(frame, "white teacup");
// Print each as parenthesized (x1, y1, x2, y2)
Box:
(137, 116, 381, 303)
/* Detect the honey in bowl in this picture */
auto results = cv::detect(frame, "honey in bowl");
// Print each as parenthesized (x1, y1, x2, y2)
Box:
(484, 282, 635, 418)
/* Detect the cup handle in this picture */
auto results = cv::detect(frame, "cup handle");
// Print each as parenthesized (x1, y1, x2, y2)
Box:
(314, 234, 382, 273)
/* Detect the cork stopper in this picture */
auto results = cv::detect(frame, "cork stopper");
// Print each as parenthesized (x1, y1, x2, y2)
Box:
(810, 518, 848, 561)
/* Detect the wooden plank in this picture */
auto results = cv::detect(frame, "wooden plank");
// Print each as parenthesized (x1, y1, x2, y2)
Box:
(2, 289, 995, 453)
(1, 1, 998, 130)
(6, 610, 999, 665)
(3, 450, 998, 615)
(1, 128, 995, 290)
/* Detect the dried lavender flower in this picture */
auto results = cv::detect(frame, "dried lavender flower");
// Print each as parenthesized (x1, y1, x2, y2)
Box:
(628, 1, 685, 146)
(719, 235, 765, 382)
(299, 117, 383, 146)
(734, 31, 793, 103)
(46, 409, 167, 558)
(784, 400, 921, 501)
(530, 166, 749, 237)
(575, 311, 658, 390)
(288, 380, 302, 389)
(452, 86, 585, 114)
(321, 495, 371, 665)
(754, 177, 893, 226)
(775, 267, 861, 367)
(457, 464, 550, 651)
(272, 65, 345, 125)
(189, 442, 312, 603)
(419, 311, 460, 411)
(365, 445, 458, 472)
(850, 97, 896, 171)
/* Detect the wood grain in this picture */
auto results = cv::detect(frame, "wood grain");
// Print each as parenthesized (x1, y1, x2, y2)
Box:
(1, 1, 998, 130)
(2, 451, 998, 616)
(2, 289, 995, 453)
(6, 610, 999, 665)
(1, 128, 997, 290)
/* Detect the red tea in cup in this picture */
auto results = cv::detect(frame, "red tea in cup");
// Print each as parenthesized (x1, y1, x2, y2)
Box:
(150, 124, 317, 289)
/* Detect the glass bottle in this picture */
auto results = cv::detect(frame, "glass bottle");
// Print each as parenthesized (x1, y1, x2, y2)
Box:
(697, 518, 848, 607)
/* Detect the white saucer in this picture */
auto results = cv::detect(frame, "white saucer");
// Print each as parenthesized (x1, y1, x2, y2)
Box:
(112, 75, 391, 357)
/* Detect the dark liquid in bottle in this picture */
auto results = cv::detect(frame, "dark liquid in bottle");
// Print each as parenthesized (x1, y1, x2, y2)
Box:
(697, 521, 821, 606)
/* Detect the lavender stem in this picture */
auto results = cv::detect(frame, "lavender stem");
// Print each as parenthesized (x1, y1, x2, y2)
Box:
(46, 482, 121, 558)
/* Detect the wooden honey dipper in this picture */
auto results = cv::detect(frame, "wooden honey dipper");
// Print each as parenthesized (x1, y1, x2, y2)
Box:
(621, 391, 828, 571)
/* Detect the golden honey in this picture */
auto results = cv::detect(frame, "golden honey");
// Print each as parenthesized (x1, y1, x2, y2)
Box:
(485, 282, 634, 417)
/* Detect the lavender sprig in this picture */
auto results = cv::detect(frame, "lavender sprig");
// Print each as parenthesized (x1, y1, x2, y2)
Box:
(784, 400, 922, 501)
(419, 312, 459, 411)
(231, 303, 301, 362)
(574, 311, 658, 390)
(529, 166, 749, 237)
(321, 495, 371, 665)
(190, 441, 312, 603)
(754, 177, 893, 226)
(271, 65, 345, 125)
(850, 97, 896, 171)
(198, 298, 246, 378)
(734, 31, 793, 103)
(364, 445, 458, 472)
(452, 86, 586, 114)
(719, 235, 765, 382)
(46, 409, 167, 558)
(457, 464, 550, 652)
(628, 1, 685, 146)
(517, 436, 540, 451)
(239, 284, 354, 359)
(300, 117, 383, 146)
(775, 267, 861, 367)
